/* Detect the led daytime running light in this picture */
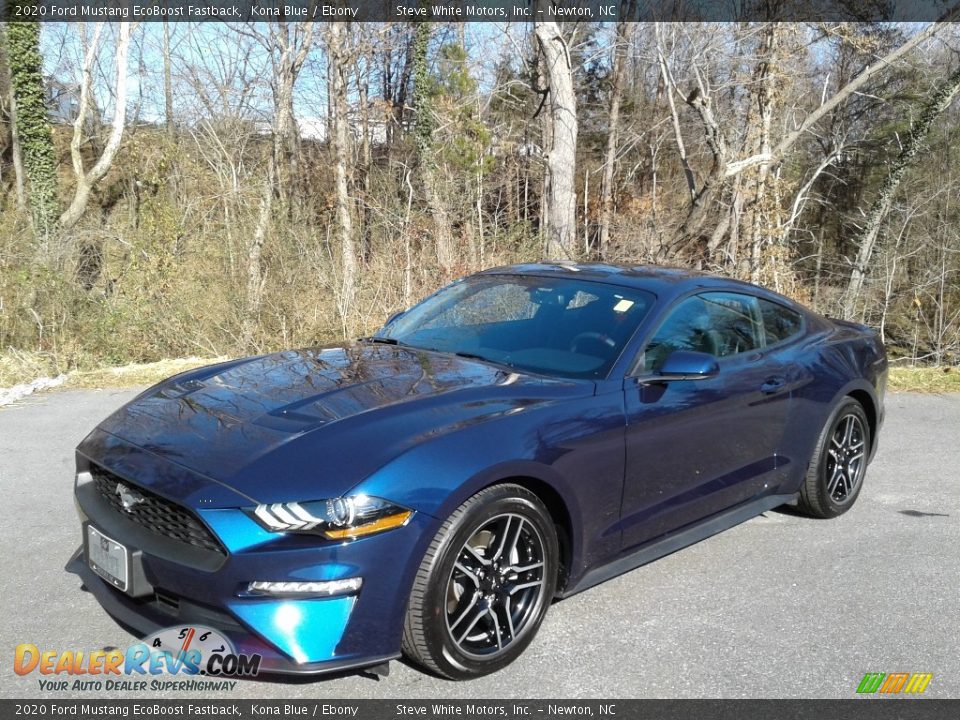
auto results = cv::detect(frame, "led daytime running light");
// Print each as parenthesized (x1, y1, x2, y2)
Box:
(246, 578, 362, 598)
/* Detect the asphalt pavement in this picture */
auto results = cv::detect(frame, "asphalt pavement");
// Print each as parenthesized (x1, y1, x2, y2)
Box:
(1, 388, 957, 698)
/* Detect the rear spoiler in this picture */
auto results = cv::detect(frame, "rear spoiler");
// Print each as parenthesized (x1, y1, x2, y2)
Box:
(826, 317, 876, 335)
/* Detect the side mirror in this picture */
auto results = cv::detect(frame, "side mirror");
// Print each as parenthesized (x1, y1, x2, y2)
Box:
(657, 350, 719, 381)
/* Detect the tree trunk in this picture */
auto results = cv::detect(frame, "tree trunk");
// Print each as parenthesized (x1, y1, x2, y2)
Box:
(240, 159, 274, 351)
(412, 22, 456, 273)
(6, 21, 60, 237)
(598, 15, 633, 259)
(666, 58, 727, 252)
(9, 89, 27, 211)
(266, 22, 313, 208)
(358, 46, 372, 262)
(163, 20, 174, 138)
(841, 63, 960, 320)
(535, 17, 578, 260)
(326, 23, 357, 335)
(744, 24, 781, 283)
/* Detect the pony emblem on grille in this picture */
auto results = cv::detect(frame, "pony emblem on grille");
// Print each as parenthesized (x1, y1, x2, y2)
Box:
(115, 482, 145, 512)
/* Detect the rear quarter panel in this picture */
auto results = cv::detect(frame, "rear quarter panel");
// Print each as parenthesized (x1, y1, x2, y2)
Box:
(779, 314, 887, 492)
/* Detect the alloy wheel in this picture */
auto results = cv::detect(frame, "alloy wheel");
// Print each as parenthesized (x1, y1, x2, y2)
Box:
(825, 413, 866, 504)
(445, 513, 547, 658)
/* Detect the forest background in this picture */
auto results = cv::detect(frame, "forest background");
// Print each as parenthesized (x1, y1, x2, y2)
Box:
(2, 15, 959, 387)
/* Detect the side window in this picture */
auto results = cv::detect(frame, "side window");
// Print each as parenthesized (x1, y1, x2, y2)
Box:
(700, 292, 763, 358)
(758, 298, 803, 344)
(640, 296, 713, 373)
(638, 292, 762, 374)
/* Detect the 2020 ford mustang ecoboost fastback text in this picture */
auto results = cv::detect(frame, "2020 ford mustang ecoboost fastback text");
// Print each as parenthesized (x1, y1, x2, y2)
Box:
(67, 263, 886, 679)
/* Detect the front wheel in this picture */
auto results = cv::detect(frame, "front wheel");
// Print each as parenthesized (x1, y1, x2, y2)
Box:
(402, 484, 559, 679)
(798, 398, 871, 518)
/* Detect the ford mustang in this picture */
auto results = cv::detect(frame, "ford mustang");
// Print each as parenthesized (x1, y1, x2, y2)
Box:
(66, 263, 887, 679)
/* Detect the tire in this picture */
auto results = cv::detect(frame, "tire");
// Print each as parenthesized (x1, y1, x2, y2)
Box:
(797, 398, 871, 518)
(402, 484, 559, 679)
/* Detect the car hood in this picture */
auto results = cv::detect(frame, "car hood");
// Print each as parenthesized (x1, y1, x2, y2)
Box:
(88, 344, 587, 504)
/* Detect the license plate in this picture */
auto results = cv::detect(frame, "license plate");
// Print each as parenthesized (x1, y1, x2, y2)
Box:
(87, 525, 128, 592)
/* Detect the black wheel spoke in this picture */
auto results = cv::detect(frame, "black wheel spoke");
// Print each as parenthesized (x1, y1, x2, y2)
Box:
(491, 515, 523, 563)
(508, 578, 544, 595)
(462, 543, 490, 568)
(826, 464, 844, 496)
(488, 608, 504, 651)
(454, 561, 480, 587)
(450, 594, 486, 644)
(842, 417, 855, 446)
(503, 595, 516, 641)
(505, 560, 543, 574)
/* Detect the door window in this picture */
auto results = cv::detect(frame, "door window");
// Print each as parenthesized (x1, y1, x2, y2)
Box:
(637, 292, 763, 373)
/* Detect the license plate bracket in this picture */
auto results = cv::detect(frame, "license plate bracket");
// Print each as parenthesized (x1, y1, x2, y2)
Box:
(87, 525, 129, 592)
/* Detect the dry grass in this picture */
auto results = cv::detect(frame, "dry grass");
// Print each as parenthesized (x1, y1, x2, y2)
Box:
(63, 357, 228, 389)
(888, 365, 960, 393)
(0, 350, 227, 390)
(0, 350, 58, 387)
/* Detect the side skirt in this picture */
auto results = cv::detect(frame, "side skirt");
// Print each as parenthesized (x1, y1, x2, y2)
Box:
(558, 493, 798, 598)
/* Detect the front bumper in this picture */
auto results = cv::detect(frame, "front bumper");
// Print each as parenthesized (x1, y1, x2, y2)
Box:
(69, 445, 436, 676)
(65, 549, 398, 675)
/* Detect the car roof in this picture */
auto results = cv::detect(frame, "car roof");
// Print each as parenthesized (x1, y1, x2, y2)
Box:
(477, 262, 768, 300)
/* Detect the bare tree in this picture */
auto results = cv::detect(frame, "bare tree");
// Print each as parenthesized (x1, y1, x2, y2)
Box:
(412, 22, 456, 274)
(325, 23, 358, 333)
(60, 22, 135, 231)
(241, 162, 275, 350)
(534, 16, 578, 260)
(162, 20, 174, 138)
(268, 22, 313, 205)
(236, 21, 314, 205)
(659, 21, 951, 256)
(723, 22, 951, 180)
(842, 62, 960, 320)
(598, 7, 634, 258)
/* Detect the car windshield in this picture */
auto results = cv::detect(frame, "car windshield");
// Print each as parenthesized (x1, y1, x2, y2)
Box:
(377, 275, 655, 379)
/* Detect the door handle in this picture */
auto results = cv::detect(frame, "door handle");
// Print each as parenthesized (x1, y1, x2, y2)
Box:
(761, 376, 786, 394)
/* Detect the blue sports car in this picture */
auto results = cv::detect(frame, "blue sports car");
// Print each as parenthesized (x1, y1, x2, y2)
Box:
(67, 263, 886, 679)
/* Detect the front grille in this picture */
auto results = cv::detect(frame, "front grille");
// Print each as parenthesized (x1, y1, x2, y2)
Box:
(92, 466, 226, 556)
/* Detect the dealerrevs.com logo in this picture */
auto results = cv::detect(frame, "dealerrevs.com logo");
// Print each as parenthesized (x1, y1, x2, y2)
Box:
(13, 625, 261, 692)
(857, 672, 933, 695)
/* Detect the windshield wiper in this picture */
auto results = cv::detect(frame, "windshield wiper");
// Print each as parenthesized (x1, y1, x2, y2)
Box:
(453, 351, 517, 372)
(357, 336, 400, 345)
(453, 351, 488, 361)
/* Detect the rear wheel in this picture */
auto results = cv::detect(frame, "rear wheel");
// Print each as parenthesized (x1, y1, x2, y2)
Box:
(402, 484, 558, 679)
(798, 398, 871, 518)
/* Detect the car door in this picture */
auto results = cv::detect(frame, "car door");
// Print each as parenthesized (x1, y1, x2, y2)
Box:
(618, 291, 794, 550)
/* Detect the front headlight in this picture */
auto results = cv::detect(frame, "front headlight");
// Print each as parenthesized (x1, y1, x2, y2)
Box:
(248, 495, 412, 540)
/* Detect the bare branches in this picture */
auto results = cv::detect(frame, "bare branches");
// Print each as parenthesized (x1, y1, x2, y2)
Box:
(725, 21, 951, 179)
(60, 22, 135, 231)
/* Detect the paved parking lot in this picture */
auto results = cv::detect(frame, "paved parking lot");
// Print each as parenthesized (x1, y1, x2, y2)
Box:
(1, 388, 957, 698)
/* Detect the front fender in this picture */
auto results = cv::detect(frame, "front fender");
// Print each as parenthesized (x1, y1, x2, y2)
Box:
(348, 390, 626, 587)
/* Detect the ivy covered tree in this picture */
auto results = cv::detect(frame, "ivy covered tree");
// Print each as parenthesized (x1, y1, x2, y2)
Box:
(4, 19, 59, 237)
